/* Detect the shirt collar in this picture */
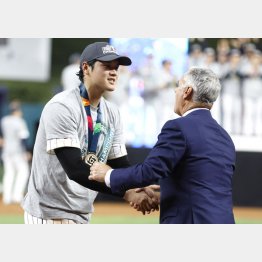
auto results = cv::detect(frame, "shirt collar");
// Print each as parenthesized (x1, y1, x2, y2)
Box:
(182, 108, 209, 117)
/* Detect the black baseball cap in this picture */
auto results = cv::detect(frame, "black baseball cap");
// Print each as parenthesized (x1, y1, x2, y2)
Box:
(80, 42, 132, 66)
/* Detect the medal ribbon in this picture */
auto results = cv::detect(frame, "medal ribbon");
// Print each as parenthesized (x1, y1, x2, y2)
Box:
(79, 84, 102, 154)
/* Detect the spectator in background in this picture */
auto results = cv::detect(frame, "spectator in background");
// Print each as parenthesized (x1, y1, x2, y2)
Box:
(139, 53, 161, 101)
(230, 38, 251, 54)
(250, 38, 262, 52)
(156, 59, 178, 132)
(241, 43, 256, 65)
(189, 38, 208, 52)
(241, 49, 262, 136)
(1, 100, 30, 205)
(216, 50, 229, 126)
(217, 51, 229, 79)
(188, 44, 204, 68)
(188, 39, 262, 138)
(119, 70, 149, 147)
(216, 39, 231, 55)
(221, 49, 243, 135)
(202, 48, 219, 73)
(201, 48, 222, 125)
(61, 53, 81, 91)
(138, 53, 161, 146)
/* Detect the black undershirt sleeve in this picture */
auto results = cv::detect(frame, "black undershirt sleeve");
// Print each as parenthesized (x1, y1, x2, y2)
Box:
(54, 147, 124, 197)
(106, 155, 131, 169)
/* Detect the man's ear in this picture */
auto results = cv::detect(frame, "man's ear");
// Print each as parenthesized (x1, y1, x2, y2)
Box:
(82, 62, 90, 76)
(183, 86, 193, 100)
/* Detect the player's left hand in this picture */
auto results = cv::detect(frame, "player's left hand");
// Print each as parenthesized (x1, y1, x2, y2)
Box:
(89, 162, 111, 182)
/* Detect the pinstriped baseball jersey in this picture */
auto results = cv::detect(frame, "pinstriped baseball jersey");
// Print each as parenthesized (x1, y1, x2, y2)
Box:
(22, 87, 127, 224)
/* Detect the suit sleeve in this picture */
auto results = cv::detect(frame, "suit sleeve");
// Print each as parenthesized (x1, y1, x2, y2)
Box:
(110, 120, 187, 195)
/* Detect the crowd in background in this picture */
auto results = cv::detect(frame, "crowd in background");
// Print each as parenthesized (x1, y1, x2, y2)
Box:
(188, 38, 262, 138)
(104, 38, 262, 147)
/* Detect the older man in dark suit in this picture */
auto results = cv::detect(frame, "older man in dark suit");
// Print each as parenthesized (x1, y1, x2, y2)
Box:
(89, 67, 236, 224)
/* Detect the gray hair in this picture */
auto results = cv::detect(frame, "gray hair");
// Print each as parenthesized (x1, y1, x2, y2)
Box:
(182, 67, 221, 105)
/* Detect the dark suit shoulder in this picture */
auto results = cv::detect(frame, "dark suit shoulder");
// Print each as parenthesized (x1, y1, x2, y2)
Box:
(160, 117, 196, 141)
(163, 113, 200, 130)
(173, 110, 213, 128)
(161, 118, 184, 132)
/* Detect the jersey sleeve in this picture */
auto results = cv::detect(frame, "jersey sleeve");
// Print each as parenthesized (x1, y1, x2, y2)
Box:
(107, 108, 127, 160)
(42, 102, 81, 154)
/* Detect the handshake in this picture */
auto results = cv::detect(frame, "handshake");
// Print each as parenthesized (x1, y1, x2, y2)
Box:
(124, 185, 160, 215)
(89, 162, 160, 215)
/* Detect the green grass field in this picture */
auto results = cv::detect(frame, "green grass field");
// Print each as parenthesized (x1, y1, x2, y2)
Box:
(0, 214, 262, 224)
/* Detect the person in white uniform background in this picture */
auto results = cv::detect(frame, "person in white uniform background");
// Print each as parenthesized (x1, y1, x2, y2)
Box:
(241, 49, 262, 136)
(200, 48, 221, 125)
(221, 49, 243, 135)
(156, 59, 178, 134)
(61, 53, 81, 91)
(0, 100, 30, 205)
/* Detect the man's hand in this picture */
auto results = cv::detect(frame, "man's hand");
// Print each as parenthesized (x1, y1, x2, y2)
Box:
(131, 185, 160, 213)
(89, 163, 160, 215)
(124, 189, 159, 215)
(135, 185, 160, 203)
(89, 162, 112, 182)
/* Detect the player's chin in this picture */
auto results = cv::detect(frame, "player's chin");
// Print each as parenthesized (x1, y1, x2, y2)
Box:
(106, 83, 116, 91)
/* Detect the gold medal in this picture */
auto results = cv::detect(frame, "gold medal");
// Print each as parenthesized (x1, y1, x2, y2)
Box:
(84, 153, 98, 166)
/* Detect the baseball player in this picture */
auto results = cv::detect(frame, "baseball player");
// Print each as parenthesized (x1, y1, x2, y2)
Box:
(61, 53, 81, 91)
(22, 42, 159, 224)
(1, 101, 30, 205)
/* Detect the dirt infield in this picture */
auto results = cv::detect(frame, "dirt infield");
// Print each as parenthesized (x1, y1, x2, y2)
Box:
(1, 197, 262, 220)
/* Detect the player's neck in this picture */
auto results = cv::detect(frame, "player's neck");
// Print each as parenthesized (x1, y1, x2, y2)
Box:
(84, 84, 102, 108)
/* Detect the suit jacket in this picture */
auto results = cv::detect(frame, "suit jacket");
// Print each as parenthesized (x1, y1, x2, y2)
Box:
(110, 109, 236, 224)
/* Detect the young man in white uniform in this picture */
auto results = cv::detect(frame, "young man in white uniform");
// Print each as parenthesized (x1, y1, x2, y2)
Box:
(1, 101, 30, 205)
(22, 42, 158, 224)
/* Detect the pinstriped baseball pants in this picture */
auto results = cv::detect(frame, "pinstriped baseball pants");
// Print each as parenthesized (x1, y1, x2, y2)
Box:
(24, 211, 85, 224)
